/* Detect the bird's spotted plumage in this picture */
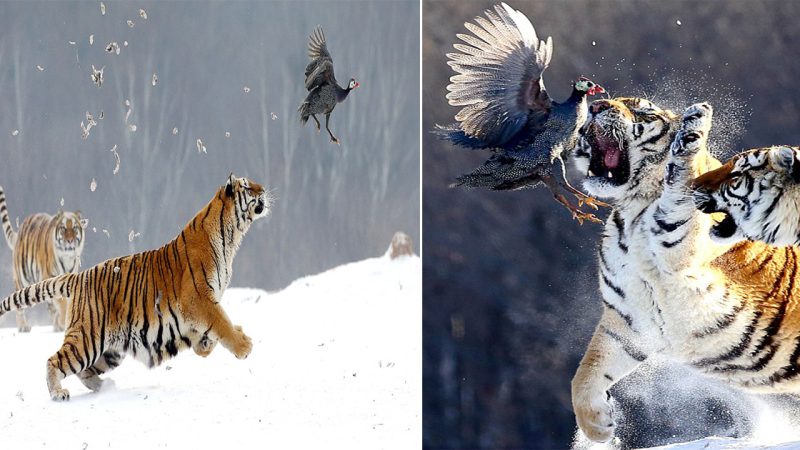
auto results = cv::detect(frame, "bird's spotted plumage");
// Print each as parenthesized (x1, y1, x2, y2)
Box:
(436, 3, 606, 223)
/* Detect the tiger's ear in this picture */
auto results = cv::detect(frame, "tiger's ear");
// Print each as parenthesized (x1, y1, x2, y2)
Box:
(225, 173, 236, 197)
(769, 147, 800, 181)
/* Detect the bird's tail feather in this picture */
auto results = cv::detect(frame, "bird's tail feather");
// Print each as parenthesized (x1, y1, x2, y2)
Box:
(298, 101, 310, 125)
(433, 124, 490, 150)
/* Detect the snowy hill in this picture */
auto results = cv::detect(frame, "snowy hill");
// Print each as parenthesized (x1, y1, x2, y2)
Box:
(0, 254, 421, 449)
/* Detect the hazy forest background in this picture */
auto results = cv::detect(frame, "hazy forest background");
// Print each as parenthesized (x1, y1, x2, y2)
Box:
(423, 0, 800, 448)
(0, 0, 420, 327)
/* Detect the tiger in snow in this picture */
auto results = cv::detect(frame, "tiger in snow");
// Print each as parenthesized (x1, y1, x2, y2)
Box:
(0, 186, 85, 332)
(0, 174, 271, 401)
(571, 98, 800, 443)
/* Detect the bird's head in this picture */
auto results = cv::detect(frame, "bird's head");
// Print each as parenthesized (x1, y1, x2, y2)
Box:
(574, 77, 605, 96)
(348, 78, 360, 90)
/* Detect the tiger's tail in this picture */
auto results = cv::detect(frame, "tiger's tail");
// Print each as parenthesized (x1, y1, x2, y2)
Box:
(0, 185, 16, 250)
(0, 273, 73, 318)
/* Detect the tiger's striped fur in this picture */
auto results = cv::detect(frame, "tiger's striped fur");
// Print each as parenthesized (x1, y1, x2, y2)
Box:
(0, 174, 271, 401)
(693, 145, 800, 246)
(571, 99, 800, 443)
(0, 185, 85, 332)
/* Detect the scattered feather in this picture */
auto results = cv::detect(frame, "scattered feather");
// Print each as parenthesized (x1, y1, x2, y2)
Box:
(110, 144, 120, 174)
(676, 19, 682, 25)
(99, 110, 104, 120)
(60, 198, 65, 207)
(129, 124, 137, 132)
(225, 131, 230, 138)
(139, 8, 147, 19)
(270, 112, 278, 120)
(89, 34, 94, 45)
(172, 127, 178, 135)
(92, 227, 96, 233)
(106, 42, 119, 54)
(102, 229, 110, 238)
(100, 2, 105, 15)
(127, 20, 135, 28)
(196, 138, 206, 154)
(69, 40, 76, 45)
(243, 86, 250, 93)
(128, 230, 140, 242)
(123, 41, 128, 47)
(36, 65, 44, 71)
(90, 65, 104, 87)
(11, 129, 19, 136)
(152, 73, 157, 86)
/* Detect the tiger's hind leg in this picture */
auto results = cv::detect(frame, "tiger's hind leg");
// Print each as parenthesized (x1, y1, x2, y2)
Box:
(192, 332, 217, 358)
(15, 309, 31, 333)
(77, 351, 124, 392)
(46, 332, 105, 401)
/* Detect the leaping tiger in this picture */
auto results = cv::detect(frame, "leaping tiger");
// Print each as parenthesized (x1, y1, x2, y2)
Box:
(0, 174, 271, 401)
(0, 186, 85, 332)
(571, 99, 800, 443)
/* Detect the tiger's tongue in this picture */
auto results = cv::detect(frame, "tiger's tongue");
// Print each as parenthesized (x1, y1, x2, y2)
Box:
(604, 147, 621, 169)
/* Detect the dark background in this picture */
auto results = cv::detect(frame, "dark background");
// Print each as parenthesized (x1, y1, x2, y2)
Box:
(0, 0, 420, 327)
(423, 1, 800, 448)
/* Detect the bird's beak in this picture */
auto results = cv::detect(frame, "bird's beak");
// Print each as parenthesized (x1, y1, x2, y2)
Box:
(355, 82, 361, 88)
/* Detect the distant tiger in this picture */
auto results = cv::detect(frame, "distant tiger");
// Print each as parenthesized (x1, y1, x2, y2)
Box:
(0, 174, 271, 401)
(0, 186, 85, 332)
(692, 145, 800, 246)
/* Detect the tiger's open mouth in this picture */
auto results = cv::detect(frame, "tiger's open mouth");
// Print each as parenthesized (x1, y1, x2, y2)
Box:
(693, 190, 738, 239)
(586, 124, 630, 186)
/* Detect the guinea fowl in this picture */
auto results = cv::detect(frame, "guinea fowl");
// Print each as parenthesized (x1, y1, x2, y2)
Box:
(437, 3, 607, 224)
(299, 26, 359, 145)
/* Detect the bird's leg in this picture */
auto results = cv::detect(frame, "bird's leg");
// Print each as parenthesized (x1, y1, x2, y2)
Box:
(311, 115, 321, 133)
(325, 113, 340, 145)
(543, 174, 602, 225)
(555, 155, 610, 210)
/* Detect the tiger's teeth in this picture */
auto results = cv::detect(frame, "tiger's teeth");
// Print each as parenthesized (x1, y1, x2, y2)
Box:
(607, 171, 613, 179)
(588, 169, 596, 177)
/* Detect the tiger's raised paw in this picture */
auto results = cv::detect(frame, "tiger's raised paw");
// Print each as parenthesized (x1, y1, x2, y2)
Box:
(671, 103, 713, 158)
(232, 325, 252, 359)
(51, 388, 70, 402)
(573, 391, 615, 443)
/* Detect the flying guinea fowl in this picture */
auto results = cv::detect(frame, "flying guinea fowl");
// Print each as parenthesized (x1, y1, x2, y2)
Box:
(437, 3, 607, 224)
(299, 26, 359, 145)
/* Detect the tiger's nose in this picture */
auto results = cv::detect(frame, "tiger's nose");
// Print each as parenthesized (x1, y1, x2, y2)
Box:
(254, 200, 264, 215)
(590, 100, 613, 114)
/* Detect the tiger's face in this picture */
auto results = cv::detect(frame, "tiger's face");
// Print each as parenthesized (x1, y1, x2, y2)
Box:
(574, 97, 679, 201)
(54, 212, 85, 254)
(225, 174, 271, 230)
(692, 146, 800, 246)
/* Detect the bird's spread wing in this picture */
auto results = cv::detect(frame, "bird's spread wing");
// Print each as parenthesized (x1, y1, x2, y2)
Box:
(305, 59, 335, 91)
(445, 3, 553, 148)
(307, 26, 331, 62)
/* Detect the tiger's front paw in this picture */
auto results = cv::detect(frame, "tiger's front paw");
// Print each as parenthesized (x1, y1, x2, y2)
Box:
(671, 103, 713, 158)
(573, 390, 615, 443)
(50, 388, 70, 402)
(231, 325, 252, 359)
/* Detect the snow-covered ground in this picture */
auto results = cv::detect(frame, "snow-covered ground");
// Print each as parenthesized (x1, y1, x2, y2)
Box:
(0, 253, 421, 449)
